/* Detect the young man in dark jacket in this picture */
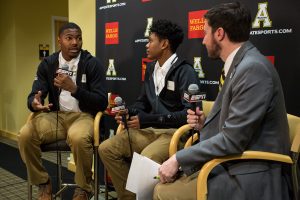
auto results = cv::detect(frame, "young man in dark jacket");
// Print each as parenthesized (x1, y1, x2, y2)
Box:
(99, 19, 200, 200)
(18, 22, 107, 200)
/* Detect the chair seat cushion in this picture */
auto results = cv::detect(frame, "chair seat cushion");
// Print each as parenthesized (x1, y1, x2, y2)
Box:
(41, 140, 70, 152)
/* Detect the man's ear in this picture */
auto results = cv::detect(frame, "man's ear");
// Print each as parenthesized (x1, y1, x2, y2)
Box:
(57, 36, 61, 47)
(161, 39, 169, 50)
(215, 27, 225, 41)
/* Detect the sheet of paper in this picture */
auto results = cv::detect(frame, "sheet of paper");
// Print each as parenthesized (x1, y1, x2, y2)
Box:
(126, 152, 161, 200)
(125, 152, 145, 193)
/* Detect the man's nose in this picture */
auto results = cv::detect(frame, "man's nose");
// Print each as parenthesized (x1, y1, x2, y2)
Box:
(71, 38, 78, 45)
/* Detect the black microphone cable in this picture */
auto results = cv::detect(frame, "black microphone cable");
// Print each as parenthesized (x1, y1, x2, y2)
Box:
(54, 64, 68, 193)
(122, 114, 133, 158)
(55, 70, 60, 194)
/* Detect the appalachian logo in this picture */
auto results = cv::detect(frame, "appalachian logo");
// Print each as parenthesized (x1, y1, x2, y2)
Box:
(193, 57, 205, 78)
(144, 17, 153, 38)
(252, 2, 272, 28)
(107, 0, 116, 3)
(106, 59, 117, 76)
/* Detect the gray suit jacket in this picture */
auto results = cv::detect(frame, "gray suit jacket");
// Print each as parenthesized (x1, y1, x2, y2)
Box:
(177, 41, 291, 200)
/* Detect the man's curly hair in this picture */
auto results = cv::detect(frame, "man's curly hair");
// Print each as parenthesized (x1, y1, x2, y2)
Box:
(149, 19, 184, 53)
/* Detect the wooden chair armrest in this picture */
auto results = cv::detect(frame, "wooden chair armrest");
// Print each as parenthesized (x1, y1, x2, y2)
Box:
(197, 151, 293, 200)
(93, 111, 103, 147)
(291, 123, 300, 153)
(184, 133, 199, 148)
(169, 124, 192, 156)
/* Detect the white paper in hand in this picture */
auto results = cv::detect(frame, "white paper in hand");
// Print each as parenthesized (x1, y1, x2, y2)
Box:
(126, 152, 161, 200)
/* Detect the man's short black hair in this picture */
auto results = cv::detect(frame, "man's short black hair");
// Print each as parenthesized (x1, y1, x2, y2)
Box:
(58, 22, 82, 36)
(204, 2, 251, 42)
(149, 19, 184, 53)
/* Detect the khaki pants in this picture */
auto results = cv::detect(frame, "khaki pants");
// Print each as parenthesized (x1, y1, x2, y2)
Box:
(153, 173, 198, 200)
(99, 127, 176, 200)
(18, 112, 94, 192)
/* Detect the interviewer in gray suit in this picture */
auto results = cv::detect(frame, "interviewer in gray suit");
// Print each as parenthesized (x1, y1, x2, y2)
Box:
(153, 2, 291, 200)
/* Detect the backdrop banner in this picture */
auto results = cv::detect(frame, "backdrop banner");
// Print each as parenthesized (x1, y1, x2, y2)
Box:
(96, 0, 300, 117)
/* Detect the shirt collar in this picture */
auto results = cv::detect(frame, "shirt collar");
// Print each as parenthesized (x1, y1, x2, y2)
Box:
(224, 46, 241, 77)
(59, 52, 81, 69)
(154, 53, 177, 73)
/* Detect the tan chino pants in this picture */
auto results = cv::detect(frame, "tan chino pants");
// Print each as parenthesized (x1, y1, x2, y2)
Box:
(18, 111, 94, 192)
(99, 127, 176, 200)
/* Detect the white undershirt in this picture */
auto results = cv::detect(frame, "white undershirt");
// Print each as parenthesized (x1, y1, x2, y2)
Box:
(224, 46, 241, 77)
(58, 52, 81, 112)
(153, 53, 178, 95)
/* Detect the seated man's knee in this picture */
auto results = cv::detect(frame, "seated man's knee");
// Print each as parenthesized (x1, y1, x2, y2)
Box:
(68, 130, 92, 147)
(98, 133, 128, 155)
(141, 150, 166, 164)
(98, 139, 112, 158)
(153, 183, 166, 200)
(18, 124, 33, 145)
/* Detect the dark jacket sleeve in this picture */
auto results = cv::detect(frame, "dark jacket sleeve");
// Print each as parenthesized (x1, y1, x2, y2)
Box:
(72, 57, 108, 114)
(27, 60, 50, 112)
(128, 82, 152, 115)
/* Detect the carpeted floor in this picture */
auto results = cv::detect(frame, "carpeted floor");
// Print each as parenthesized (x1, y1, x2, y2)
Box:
(0, 142, 75, 199)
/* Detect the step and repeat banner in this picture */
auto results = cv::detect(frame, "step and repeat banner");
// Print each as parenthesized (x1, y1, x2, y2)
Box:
(96, 0, 300, 116)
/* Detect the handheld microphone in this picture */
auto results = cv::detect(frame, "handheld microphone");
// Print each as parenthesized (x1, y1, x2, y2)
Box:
(57, 64, 72, 76)
(114, 96, 133, 158)
(184, 84, 206, 144)
(112, 96, 126, 114)
(113, 96, 128, 130)
(183, 84, 206, 111)
(56, 64, 70, 95)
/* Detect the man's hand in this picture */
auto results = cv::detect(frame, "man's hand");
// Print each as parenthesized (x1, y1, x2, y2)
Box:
(187, 107, 205, 131)
(127, 116, 140, 129)
(115, 109, 128, 127)
(158, 154, 179, 184)
(54, 73, 77, 94)
(31, 91, 53, 111)
(115, 112, 140, 129)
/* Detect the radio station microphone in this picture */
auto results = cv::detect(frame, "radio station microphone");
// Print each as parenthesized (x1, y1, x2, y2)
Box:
(183, 84, 206, 111)
(184, 84, 206, 143)
(113, 96, 128, 130)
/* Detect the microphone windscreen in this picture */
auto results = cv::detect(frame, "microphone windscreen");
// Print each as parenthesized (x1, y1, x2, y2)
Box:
(61, 64, 69, 70)
(188, 84, 199, 95)
(114, 96, 123, 106)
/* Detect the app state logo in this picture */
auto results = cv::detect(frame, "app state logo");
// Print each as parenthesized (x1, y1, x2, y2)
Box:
(193, 57, 205, 78)
(106, 59, 117, 76)
(144, 17, 153, 37)
(252, 2, 272, 28)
